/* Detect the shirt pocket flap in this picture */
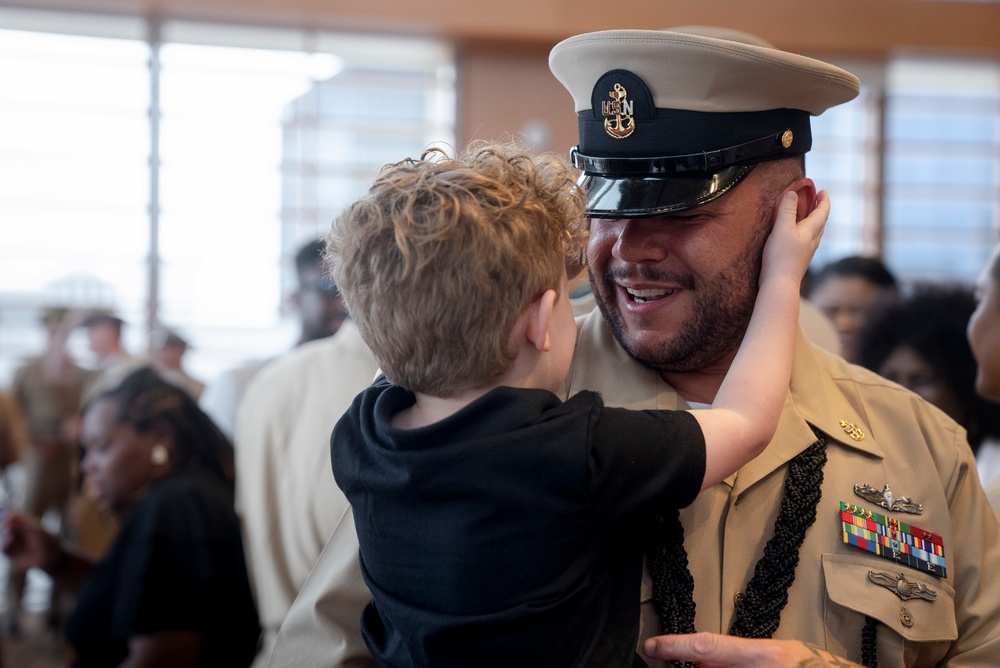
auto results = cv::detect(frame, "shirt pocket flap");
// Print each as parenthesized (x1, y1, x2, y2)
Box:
(822, 553, 957, 642)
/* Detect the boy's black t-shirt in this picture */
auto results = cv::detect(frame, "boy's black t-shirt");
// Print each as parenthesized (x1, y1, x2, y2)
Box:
(332, 377, 706, 667)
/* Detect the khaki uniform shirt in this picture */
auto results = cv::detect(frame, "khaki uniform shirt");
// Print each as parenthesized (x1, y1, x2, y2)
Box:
(236, 323, 379, 667)
(272, 312, 1000, 667)
(12, 358, 91, 513)
(12, 357, 90, 442)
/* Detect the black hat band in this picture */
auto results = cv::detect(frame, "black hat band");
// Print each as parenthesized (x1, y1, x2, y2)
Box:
(572, 129, 804, 177)
(577, 107, 812, 173)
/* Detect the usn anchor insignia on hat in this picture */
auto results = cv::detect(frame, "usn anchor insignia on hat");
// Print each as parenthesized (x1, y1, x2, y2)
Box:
(590, 69, 654, 145)
(603, 83, 634, 139)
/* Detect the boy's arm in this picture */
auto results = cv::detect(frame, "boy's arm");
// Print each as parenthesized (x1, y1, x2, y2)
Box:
(690, 190, 828, 490)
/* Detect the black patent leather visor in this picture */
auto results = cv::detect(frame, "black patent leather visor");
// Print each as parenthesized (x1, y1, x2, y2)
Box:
(580, 164, 755, 218)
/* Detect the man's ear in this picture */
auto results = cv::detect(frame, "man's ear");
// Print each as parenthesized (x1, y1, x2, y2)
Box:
(525, 289, 556, 353)
(784, 177, 817, 221)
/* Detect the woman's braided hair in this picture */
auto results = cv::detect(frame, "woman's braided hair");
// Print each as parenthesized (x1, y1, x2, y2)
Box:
(87, 366, 234, 483)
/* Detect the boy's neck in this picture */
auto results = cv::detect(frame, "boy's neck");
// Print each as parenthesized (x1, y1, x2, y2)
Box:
(658, 348, 737, 406)
(392, 302, 561, 430)
(391, 385, 497, 430)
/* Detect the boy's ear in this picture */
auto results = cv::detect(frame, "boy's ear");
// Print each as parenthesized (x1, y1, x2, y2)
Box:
(525, 289, 556, 353)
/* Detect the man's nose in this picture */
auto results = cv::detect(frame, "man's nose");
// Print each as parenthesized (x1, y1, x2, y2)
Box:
(612, 219, 668, 263)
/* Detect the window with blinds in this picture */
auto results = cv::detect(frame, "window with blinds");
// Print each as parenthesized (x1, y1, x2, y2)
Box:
(807, 55, 1000, 287)
(882, 57, 1000, 285)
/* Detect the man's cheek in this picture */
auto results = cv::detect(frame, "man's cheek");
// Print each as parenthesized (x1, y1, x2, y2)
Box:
(586, 228, 618, 265)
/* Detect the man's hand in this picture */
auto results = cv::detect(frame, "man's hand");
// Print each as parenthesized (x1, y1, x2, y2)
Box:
(643, 633, 864, 667)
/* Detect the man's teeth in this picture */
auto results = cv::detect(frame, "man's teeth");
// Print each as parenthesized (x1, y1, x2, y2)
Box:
(626, 287, 674, 303)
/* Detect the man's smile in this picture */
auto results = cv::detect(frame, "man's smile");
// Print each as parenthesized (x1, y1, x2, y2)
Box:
(625, 287, 676, 303)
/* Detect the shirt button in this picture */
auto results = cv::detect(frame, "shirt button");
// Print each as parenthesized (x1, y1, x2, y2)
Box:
(734, 592, 745, 607)
(900, 609, 914, 628)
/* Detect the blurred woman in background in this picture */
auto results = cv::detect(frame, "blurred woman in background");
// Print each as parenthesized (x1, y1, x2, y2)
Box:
(2, 367, 259, 667)
(968, 244, 1000, 514)
(856, 283, 1000, 492)
(808, 255, 898, 362)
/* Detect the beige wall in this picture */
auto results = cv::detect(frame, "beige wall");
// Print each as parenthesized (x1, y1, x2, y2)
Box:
(458, 42, 577, 153)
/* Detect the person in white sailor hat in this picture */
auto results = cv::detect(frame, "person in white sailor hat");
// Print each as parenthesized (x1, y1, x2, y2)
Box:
(264, 27, 1000, 668)
(547, 27, 1000, 668)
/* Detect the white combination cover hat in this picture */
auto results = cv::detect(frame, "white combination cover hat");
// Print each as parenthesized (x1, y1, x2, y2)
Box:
(549, 28, 861, 217)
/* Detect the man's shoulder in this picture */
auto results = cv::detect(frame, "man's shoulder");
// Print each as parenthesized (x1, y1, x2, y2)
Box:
(251, 323, 376, 387)
(796, 341, 965, 457)
(241, 323, 378, 410)
(809, 343, 949, 414)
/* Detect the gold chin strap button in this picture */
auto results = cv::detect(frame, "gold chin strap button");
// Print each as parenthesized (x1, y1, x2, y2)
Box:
(780, 130, 794, 148)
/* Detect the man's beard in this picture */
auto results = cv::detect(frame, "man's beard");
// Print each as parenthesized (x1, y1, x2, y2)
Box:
(592, 216, 770, 373)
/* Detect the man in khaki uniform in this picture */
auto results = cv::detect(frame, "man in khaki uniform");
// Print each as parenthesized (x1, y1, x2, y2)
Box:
(271, 28, 1000, 667)
(237, 320, 379, 667)
(7, 307, 92, 634)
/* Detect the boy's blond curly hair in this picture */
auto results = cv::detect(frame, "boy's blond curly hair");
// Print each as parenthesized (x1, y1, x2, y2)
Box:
(326, 139, 588, 397)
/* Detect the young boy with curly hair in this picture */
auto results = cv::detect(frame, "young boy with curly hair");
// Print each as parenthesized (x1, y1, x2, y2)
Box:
(326, 140, 827, 667)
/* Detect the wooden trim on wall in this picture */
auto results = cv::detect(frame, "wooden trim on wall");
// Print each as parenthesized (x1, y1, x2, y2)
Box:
(2, 0, 1000, 58)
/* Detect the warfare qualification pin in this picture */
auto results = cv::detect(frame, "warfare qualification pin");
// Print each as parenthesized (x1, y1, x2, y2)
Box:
(868, 570, 937, 602)
(854, 483, 923, 515)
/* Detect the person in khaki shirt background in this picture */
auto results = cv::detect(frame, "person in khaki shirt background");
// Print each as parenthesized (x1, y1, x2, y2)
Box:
(271, 26, 1000, 667)
(236, 320, 379, 667)
(968, 243, 1000, 516)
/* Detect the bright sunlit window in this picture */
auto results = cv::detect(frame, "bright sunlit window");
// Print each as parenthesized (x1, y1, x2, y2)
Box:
(0, 9, 456, 384)
(0, 15, 151, 380)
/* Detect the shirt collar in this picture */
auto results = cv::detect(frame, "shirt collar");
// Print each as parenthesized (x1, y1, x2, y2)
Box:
(566, 311, 885, 491)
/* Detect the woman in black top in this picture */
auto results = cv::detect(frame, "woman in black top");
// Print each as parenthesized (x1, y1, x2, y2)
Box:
(3, 367, 260, 667)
